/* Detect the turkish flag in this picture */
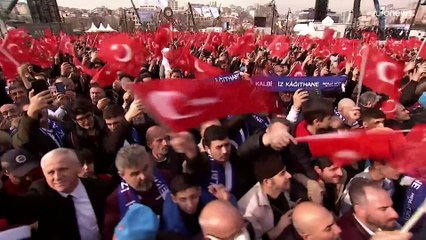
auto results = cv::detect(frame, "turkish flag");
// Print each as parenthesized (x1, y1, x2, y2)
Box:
(303, 131, 367, 167)
(267, 36, 290, 59)
(259, 35, 275, 48)
(131, 79, 275, 132)
(418, 40, 426, 60)
(92, 64, 118, 87)
(227, 29, 256, 57)
(379, 99, 398, 119)
(323, 28, 335, 41)
(73, 57, 97, 77)
(97, 33, 147, 77)
(59, 35, 75, 57)
(152, 24, 173, 57)
(362, 46, 403, 100)
(206, 32, 222, 47)
(288, 62, 305, 77)
(0, 29, 35, 78)
(391, 125, 426, 181)
(166, 47, 224, 79)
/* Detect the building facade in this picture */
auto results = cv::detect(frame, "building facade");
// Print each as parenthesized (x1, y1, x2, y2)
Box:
(26, 0, 61, 23)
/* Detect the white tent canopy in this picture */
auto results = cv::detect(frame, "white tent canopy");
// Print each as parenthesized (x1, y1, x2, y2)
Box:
(105, 24, 117, 32)
(98, 23, 107, 32)
(86, 22, 99, 33)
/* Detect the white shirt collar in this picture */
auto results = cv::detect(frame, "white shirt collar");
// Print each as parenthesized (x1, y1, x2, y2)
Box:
(58, 179, 85, 199)
(353, 214, 375, 236)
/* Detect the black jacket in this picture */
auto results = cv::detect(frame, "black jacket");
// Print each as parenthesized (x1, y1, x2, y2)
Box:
(238, 128, 318, 180)
(0, 178, 115, 240)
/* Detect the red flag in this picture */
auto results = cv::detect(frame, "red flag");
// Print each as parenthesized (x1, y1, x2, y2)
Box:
(267, 36, 290, 59)
(73, 57, 97, 77)
(166, 47, 224, 79)
(92, 64, 118, 87)
(131, 79, 275, 132)
(288, 62, 305, 77)
(362, 46, 403, 100)
(323, 27, 335, 41)
(97, 33, 147, 77)
(379, 99, 398, 119)
(227, 29, 256, 57)
(59, 35, 75, 56)
(206, 32, 222, 47)
(304, 131, 367, 167)
(418, 40, 426, 59)
(152, 24, 172, 57)
(391, 125, 426, 180)
(259, 35, 275, 48)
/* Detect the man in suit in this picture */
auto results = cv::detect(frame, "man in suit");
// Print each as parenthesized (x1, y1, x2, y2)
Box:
(338, 178, 399, 240)
(0, 148, 114, 240)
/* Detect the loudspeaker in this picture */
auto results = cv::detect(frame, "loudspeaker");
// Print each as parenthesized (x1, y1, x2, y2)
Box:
(314, 0, 329, 21)
(254, 17, 266, 27)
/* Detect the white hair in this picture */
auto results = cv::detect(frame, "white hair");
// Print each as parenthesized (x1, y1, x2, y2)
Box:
(40, 148, 80, 170)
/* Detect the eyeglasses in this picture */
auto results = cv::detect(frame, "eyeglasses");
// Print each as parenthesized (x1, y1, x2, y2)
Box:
(75, 113, 93, 122)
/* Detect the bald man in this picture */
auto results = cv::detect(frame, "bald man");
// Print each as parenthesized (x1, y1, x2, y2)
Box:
(337, 98, 360, 128)
(0, 148, 114, 240)
(199, 200, 251, 240)
(292, 202, 341, 240)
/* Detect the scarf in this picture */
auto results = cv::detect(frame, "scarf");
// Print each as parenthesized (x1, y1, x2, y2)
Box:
(400, 179, 425, 224)
(334, 107, 360, 128)
(39, 119, 65, 147)
(208, 154, 234, 192)
(251, 114, 270, 130)
(117, 169, 170, 218)
(227, 115, 249, 147)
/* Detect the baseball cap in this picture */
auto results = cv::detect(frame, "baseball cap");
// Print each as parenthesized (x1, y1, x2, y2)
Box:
(114, 203, 159, 240)
(1, 149, 39, 177)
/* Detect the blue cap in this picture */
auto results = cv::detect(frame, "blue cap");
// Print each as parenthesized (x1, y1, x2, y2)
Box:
(419, 92, 426, 108)
(114, 204, 159, 240)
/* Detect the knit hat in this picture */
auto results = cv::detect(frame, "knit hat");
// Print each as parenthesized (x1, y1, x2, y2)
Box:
(253, 151, 285, 182)
(114, 204, 159, 240)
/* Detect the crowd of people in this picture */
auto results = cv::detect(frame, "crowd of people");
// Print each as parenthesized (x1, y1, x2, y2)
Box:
(0, 25, 424, 240)
(344, 27, 410, 40)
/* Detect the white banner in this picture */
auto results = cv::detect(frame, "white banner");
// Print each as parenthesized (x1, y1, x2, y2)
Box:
(210, 7, 220, 18)
(202, 6, 212, 18)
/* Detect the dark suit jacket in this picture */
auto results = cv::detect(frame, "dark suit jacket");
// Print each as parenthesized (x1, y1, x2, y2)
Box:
(0, 178, 115, 240)
(337, 211, 371, 240)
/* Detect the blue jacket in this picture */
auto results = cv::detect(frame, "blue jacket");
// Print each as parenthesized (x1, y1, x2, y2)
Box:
(160, 189, 237, 237)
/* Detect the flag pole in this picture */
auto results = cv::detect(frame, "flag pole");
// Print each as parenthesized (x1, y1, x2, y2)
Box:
(408, 0, 423, 38)
(356, 46, 369, 106)
(416, 39, 425, 60)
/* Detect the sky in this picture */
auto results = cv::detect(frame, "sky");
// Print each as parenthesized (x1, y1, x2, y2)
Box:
(53, 0, 418, 13)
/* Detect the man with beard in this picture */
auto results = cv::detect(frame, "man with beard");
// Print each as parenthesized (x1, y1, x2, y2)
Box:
(292, 202, 342, 240)
(104, 144, 170, 239)
(238, 151, 293, 239)
(291, 157, 346, 215)
(341, 161, 401, 214)
(338, 179, 399, 240)
(384, 103, 414, 130)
